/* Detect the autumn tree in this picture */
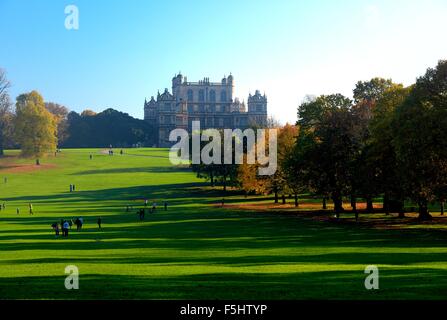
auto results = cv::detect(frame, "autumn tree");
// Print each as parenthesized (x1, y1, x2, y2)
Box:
(14, 91, 58, 164)
(236, 128, 280, 197)
(45, 102, 69, 145)
(278, 124, 301, 206)
(81, 109, 97, 117)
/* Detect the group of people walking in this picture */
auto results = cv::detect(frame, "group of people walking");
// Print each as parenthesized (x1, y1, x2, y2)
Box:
(51, 220, 70, 237)
(0, 202, 34, 215)
(135, 200, 168, 221)
(50, 216, 102, 238)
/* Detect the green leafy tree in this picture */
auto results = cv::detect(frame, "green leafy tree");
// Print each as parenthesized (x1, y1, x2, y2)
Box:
(351, 78, 396, 212)
(297, 94, 362, 216)
(393, 60, 447, 220)
(369, 84, 412, 216)
(64, 108, 156, 148)
(191, 129, 239, 192)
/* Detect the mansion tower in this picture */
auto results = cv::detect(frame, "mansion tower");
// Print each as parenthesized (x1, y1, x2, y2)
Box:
(144, 73, 268, 147)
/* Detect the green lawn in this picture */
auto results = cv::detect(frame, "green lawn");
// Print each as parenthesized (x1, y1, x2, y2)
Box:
(0, 148, 446, 299)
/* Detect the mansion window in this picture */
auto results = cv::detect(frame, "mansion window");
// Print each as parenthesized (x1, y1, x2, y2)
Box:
(220, 90, 227, 102)
(199, 90, 205, 102)
(209, 90, 216, 102)
(187, 89, 194, 101)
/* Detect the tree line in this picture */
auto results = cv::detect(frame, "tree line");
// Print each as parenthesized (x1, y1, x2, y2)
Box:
(0, 68, 157, 162)
(192, 60, 447, 220)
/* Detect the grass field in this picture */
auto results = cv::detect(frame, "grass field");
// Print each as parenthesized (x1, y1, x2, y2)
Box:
(0, 148, 447, 300)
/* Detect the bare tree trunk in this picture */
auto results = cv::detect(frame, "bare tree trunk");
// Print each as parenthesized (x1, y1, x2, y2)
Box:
(383, 192, 390, 215)
(322, 196, 327, 210)
(350, 195, 356, 209)
(274, 188, 278, 204)
(366, 196, 374, 213)
(294, 194, 298, 207)
(398, 199, 405, 218)
(282, 194, 286, 205)
(441, 201, 445, 216)
(352, 195, 358, 221)
(418, 198, 432, 220)
(36, 159, 40, 166)
(332, 192, 344, 218)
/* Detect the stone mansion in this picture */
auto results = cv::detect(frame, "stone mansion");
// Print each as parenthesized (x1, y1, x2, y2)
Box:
(144, 73, 268, 147)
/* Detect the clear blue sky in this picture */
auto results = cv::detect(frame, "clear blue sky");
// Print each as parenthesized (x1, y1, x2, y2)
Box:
(1, 0, 447, 123)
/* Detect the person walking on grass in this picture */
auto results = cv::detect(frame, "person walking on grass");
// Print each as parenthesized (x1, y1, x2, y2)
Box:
(63, 220, 70, 237)
(137, 209, 144, 221)
(164, 201, 168, 211)
(29, 203, 33, 215)
(97, 217, 102, 229)
(52, 223, 59, 238)
(16, 208, 19, 215)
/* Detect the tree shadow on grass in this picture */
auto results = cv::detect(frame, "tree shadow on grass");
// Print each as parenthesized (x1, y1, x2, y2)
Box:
(1, 268, 447, 299)
(2, 249, 447, 267)
(1, 208, 447, 254)
(71, 166, 192, 176)
(2, 182, 206, 204)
